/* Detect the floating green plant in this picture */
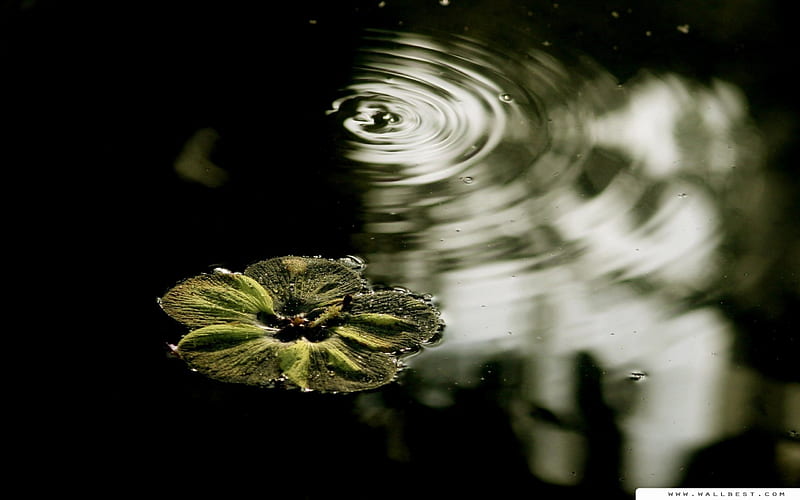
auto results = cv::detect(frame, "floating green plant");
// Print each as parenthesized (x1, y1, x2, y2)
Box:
(159, 256, 443, 392)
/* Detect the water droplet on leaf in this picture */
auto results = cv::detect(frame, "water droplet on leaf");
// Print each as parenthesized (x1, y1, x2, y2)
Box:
(339, 255, 367, 271)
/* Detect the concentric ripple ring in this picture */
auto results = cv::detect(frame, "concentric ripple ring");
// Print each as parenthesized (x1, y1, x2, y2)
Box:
(327, 30, 581, 187)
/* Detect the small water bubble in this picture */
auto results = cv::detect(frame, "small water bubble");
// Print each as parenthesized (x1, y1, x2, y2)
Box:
(460, 144, 479, 159)
(339, 255, 367, 271)
(499, 93, 514, 103)
(677, 192, 688, 198)
(459, 176, 474, 184)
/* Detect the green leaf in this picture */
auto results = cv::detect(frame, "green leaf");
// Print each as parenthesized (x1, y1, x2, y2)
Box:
(334, 291, 441, 351)
(277, 340, 314, 388)
(277, 338, 398, 392)
(330, 316, 418, 352)
(160, 257, 444, 393)
(160, 272, 275, 328)
(177, 324, 284, 387)
(177, 322, 268, 352)
(350, 313, 414, 327)
(244, 257, 365, 313)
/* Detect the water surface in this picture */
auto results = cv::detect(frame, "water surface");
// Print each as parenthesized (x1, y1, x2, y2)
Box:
(325, 28, 797, 492)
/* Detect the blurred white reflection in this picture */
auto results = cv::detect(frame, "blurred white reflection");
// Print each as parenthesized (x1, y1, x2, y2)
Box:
(336, 32, 770, 492)
(590, 75, 749, 180)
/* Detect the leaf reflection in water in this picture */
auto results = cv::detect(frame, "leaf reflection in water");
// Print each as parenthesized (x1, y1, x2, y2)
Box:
(329, 30, 773, 491)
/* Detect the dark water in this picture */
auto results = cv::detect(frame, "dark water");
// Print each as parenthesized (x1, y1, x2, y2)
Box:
(16, 0, 798, 496)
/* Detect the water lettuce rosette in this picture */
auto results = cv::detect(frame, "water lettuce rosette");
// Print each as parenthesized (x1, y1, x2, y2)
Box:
(159, 256, 442, 392)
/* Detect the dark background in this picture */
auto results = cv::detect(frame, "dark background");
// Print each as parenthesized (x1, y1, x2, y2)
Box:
(7, 0, 797, 496)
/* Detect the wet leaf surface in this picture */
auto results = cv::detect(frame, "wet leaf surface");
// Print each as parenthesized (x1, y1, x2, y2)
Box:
(160, 256, 443, 392)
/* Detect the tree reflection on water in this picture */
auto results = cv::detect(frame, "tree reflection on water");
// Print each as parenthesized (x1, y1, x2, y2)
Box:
(335, 32, 799, 492)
